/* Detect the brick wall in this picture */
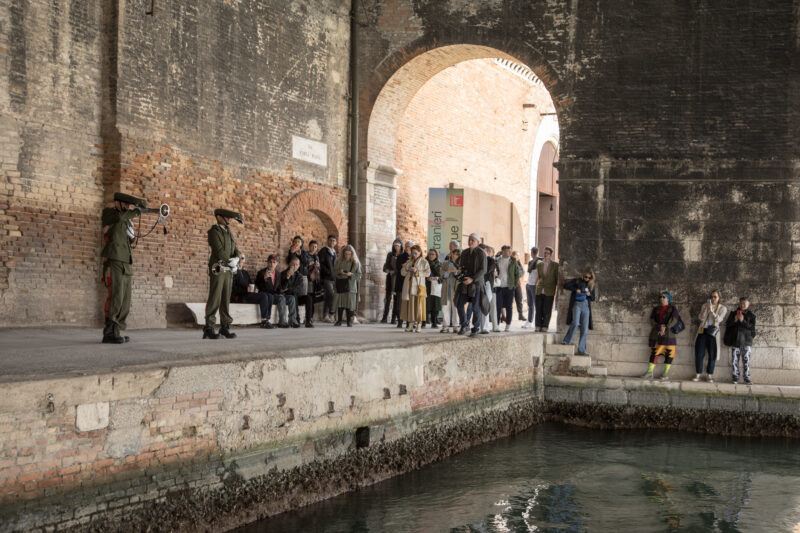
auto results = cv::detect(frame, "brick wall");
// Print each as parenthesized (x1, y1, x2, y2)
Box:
(0, 0, 353, 328)
(395, 59, 553, 249)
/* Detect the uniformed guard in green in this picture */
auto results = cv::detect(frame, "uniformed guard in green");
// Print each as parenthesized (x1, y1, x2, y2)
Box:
(101, 192, 146, 344)
(204, 208, 244, 339)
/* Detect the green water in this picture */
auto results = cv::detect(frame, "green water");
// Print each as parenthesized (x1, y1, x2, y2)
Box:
(244, 423, 800, 532)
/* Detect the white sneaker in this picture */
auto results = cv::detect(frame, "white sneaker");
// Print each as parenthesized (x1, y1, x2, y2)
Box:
(521, 322, 530, 329)
(504, 324, 511, 332)
(692, 374, 701, 382)
(707, 377, 714, 383)
(492, 327, 501, 333)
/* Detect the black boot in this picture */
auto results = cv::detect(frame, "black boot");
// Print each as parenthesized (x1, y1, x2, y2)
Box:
(260, 320, 273, 329)
(102, 321, 124, 344)
(396, 320, 404, 329)
(203, 327, 219, 340)
(219, 326, 237, 339)
(335, 308, 344, 326)
(346, 310, 353, 327)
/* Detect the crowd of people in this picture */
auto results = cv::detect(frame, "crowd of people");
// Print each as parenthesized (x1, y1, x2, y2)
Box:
(380, 234, 560, 336)
(230, 234, 363, 329)
(101, 194, 759, 385)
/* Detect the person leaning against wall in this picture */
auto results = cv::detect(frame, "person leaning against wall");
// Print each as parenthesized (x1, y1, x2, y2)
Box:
(692, 289, 728, 383)
(561, 267, 597, 356)
(723, 296, 757, 385)
(642, 291, 685, 381)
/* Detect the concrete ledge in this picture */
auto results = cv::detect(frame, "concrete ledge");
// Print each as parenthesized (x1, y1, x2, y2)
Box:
(543, 374, 800, 415)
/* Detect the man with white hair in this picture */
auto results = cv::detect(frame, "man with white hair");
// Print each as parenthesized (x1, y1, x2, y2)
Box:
(456, 233, 487, 337)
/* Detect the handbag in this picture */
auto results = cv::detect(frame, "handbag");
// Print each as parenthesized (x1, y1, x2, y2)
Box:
(335, 277, 350, 294)
(430, 280, 442, 298)
(416, 276, 427, 299)
(704, 324, 718, 336)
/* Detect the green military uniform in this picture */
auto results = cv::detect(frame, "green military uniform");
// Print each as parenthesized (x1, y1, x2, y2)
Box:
(205, 209, 242, 334)
(101, 193, 145, 343)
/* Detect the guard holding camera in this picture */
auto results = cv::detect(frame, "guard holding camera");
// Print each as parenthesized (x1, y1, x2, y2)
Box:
(204, 208, 243, 339)
(101, 192, 145, 344)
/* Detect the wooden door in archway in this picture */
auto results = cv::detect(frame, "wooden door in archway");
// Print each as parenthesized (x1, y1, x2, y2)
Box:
(536, 141, 559, 258)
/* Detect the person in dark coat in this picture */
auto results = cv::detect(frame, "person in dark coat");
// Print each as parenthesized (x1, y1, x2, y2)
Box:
(231, 258, 273, 329)
(423, 248, 442, 328)
(278, 257, 304, 328)
(394, 240, 412, 329)
(723, 296, 757, 384)
(456, 233, 487, 337)
(318, 235, 337, 321)
(286, 236, 314, 328)
(561, 268, 597, 355)
(381, 239, 403, 323)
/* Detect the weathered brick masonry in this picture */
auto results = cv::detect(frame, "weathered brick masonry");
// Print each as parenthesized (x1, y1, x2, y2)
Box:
(355, 1, 800, 363)
(1, 0, 351, 328)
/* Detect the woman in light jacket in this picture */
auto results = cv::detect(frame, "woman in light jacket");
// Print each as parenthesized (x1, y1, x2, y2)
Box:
(440, 247, 461, 333)
(400, 244, 431, 333)
(693, 289, 728, 382)
(333, 245, 362, 327)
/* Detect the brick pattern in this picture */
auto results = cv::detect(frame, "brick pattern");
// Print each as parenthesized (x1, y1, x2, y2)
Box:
(0, 390, 223, 503)
(116, 141, 348, 328)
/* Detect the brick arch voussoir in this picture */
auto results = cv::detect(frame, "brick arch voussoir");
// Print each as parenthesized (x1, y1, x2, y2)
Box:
(278, 190, 345, 251)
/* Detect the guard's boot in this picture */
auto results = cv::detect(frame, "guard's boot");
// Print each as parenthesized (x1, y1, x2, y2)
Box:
(346, 310, 354, 327)
(102, 321, 125, 344)
(202, 327, 219, 340)
(219, 326, 237, 339)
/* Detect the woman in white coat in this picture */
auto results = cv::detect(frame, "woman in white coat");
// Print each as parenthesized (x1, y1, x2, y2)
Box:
(400, 244, 431, 333)
(693, 289, 728, 383)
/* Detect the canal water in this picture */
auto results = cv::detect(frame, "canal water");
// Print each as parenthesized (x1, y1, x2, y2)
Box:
(243, 423, 800, 532)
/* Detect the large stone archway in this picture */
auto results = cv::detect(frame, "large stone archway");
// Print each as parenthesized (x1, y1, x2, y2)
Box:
(357, 42, 565, 318)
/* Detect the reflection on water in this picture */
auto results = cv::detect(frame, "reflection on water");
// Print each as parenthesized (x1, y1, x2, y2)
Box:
(240, 423, 800, 532)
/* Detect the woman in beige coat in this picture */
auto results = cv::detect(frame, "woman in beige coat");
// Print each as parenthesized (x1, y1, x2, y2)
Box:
(693, 289, 728, 383)
(400, 244, 431, 332)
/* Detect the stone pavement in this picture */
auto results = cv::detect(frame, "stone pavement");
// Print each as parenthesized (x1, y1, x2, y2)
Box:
(0, 323, 539, 383)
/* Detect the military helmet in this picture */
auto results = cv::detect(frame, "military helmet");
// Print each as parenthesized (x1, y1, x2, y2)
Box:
(113, 192, 147, 209)
(214, 208, 243, 224)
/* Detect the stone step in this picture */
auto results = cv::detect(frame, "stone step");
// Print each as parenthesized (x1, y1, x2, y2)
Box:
(543, 333, 558, 345)
(588, 365, 608, 377)
(568, 355, 591, 370)
(545, 343, 574, 356)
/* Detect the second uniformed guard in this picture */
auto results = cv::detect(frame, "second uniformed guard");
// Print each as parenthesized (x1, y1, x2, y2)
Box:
(204, 208, 244, 339)
(101, 192, 146, 344)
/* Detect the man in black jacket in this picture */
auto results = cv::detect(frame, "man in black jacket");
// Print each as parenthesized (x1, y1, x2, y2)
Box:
(231, 258, 273, 328)
(278, 257, 303, 328)
(381, 239, 403, 323)
(318, 235, 337, 322)
(456, 233, 487, 337)
(724, 296, 757, 384)
(394, 240, 412, 329)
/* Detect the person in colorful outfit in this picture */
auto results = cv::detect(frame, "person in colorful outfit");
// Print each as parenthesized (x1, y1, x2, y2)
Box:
(723, 296, 757, 384)
(642, 291, 684, 380)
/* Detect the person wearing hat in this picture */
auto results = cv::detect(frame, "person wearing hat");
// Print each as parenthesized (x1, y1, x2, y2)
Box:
(642, 290, 685, 380)
(204, 208, 244, 339)
(100, 192, 146, 344)
(456, 233, 487, 337)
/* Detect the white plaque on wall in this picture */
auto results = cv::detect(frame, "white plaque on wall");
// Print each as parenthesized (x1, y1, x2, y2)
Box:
(292, 135, 328, 167)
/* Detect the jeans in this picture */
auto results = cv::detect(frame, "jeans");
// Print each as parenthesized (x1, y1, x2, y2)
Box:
(694, 332, 718, 374)
(322, 280, 335, 316)
(496, 287, 515, 325)
(514, 285, 523, 317)
(241, 292, 273, 321)
(526, 285, 536, 323)
(731, 346, 752, 382)
(562, 299, 590, 354)
(535, 294, 554, 329)
(276, 294, 298, 326)
(456, 292, 483, 332)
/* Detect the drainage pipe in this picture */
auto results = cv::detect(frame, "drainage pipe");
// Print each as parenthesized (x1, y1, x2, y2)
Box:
(347, 1, 360, 252)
